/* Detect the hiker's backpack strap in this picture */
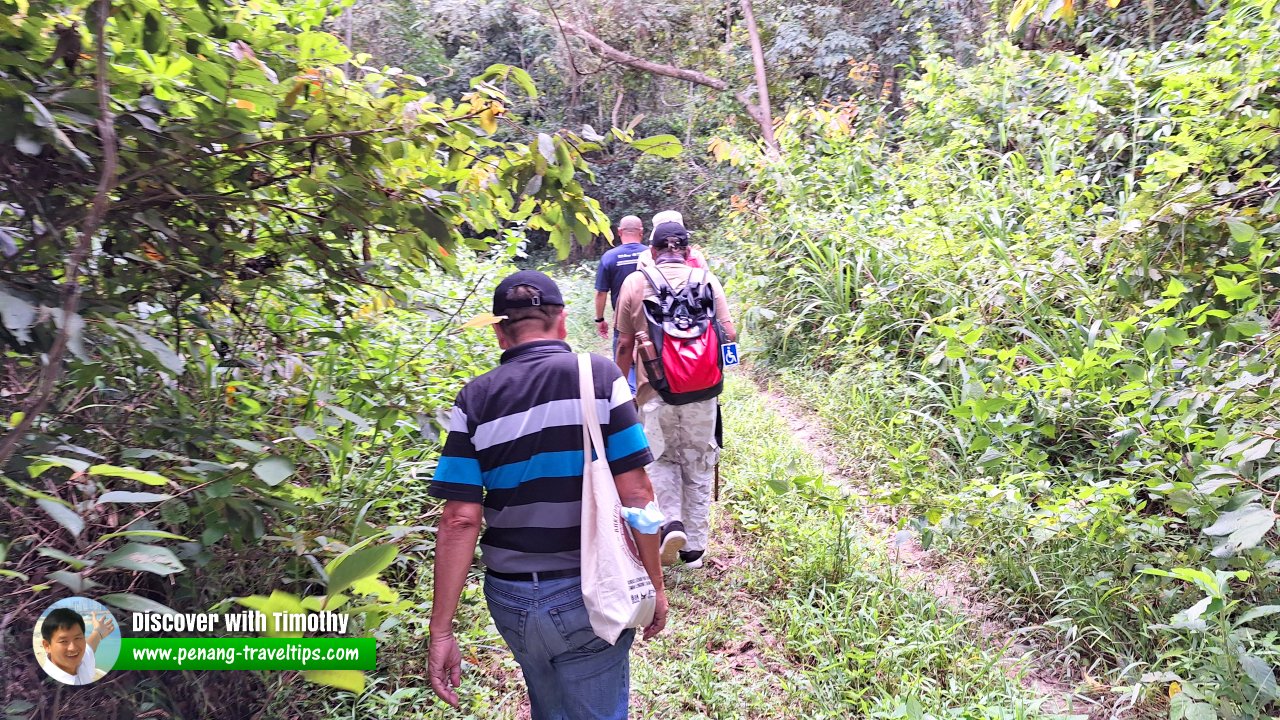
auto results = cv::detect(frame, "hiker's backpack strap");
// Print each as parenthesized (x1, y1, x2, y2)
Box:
(686, 267, 714, 312)
(640, 265, 673, 298)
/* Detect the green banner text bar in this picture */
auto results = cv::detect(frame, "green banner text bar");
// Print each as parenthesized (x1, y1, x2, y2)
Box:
(116, 638, 375, 671)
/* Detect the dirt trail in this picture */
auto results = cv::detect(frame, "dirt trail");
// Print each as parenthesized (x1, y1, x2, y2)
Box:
(754, 379, 1110, 719)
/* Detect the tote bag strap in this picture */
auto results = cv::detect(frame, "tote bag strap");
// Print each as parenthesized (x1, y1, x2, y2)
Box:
(578, 354, 607, 463)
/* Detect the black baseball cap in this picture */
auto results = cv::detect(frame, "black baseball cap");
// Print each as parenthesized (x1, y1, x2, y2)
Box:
(492, 270, 564, 315)
(651, 221, 689, 250)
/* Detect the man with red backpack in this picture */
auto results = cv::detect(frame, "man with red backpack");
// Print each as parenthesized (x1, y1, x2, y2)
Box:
(614, 216, 736, 569)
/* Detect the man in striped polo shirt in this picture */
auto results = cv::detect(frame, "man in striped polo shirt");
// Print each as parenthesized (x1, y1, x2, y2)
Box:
(427, 270, 669, 719)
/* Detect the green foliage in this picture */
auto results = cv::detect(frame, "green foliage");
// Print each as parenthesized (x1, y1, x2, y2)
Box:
(0, 0, 620, 713)
(721, 0, 1280, 714)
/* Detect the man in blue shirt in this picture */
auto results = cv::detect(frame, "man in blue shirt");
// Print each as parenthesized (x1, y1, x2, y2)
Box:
(594, 215, 647, 390)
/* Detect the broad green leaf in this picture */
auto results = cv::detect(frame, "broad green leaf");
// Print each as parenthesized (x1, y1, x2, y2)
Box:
(89, 464, 170, 486)
(1202, 504, 1276, 554)
(115, 323, 185, 374)
(1225, 219, 1257, 243)
(325, 544, 398, 597)
(253, 456, 295, 486)
(229, 439, 267, 453)
(1238, 653, 1278, 700)
(98, 491, 173, 504)
(160, 500, 190, 525)
(1169, 596, 1212, 631)
(1242, 438, 1275, 462)
(536, 133, 556, 165)
(1143, 327, 1166, 354)
(0, 287, 37, 343)
(46, 570, 100, 594)
(14, 132, 41, 156)
(303, 669, 365, 693)
(27, 455, 90, 477)
(1235, 605, 1280, 626)
(37, 547, 92, 569)
(507, 67, 538, 98)
(349, 576, 399, 602)
(1213, 275, 1255, 302)
(630, 134, 683, 158)
(100, 592, 179, 615)
(1229, 319, 1262, 338)
(1162, 278, 1189, 297)
(99, 530, 194, 542)
(100, 542, 186, 576)
(1183, 700, 1217, 720)
(38, 499, 84, 538)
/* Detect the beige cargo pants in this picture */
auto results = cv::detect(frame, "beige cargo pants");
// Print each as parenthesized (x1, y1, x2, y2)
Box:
(640, 396, 719, 553)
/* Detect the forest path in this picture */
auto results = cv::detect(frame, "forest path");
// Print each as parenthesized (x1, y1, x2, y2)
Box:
(525, 270, 1094, 719)
(750, 379, 1101, 717)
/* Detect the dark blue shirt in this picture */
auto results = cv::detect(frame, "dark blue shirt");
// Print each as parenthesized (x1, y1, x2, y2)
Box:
(595, 242, 648, 310)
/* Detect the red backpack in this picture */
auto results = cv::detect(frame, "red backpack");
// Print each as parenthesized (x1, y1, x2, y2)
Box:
(640, 266, 724, 405)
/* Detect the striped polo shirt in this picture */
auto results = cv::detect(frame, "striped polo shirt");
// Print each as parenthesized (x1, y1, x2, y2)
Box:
(429, 340, 653, 573)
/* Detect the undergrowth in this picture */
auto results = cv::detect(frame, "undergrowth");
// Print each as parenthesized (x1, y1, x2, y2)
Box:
(718, 1, 1280, 714)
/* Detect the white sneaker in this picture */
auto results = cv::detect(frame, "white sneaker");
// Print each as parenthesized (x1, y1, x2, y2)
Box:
(659, 524, 687, 566)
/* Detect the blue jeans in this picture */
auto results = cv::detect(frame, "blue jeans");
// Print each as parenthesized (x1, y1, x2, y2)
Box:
(612, 330, 637, 394)
(484, 573, 635, 720)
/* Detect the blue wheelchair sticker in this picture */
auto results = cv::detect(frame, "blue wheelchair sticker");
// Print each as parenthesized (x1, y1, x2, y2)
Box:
(721, 343, 740, 367)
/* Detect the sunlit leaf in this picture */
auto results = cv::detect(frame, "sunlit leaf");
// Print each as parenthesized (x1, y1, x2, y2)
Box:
(89, 464, 170, 486)
(460, 312, 505, 329)
(100, 543, 186, 576)
(303, 670, 365, 693)
(325, 544, 398, 598)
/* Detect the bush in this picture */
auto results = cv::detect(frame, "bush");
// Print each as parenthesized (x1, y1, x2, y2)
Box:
(720, 0, 1280, 713)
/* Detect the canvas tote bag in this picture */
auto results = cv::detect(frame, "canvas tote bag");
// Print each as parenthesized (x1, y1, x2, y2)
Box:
(577, 353, 657, 644)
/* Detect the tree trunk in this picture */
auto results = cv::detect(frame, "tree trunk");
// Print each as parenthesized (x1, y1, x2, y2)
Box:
(739, 0, 777, 156)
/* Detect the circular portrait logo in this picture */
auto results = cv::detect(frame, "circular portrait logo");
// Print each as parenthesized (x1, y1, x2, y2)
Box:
(33, 597, 120, 685)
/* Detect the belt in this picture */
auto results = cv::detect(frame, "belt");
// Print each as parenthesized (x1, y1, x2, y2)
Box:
(486, 568, 581, 582)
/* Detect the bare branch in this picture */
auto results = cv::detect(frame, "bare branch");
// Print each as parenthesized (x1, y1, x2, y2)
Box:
(518, 6, 729, 91)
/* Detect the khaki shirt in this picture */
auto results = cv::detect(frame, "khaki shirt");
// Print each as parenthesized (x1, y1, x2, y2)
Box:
(615, 260, 733, 405)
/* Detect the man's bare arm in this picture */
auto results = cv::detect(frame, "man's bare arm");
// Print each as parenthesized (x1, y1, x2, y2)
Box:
(594, 291, 608, 322)
(616, 333, 636, 378)
(428, 500, 484, 708)
(594, 292, 610, 338)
